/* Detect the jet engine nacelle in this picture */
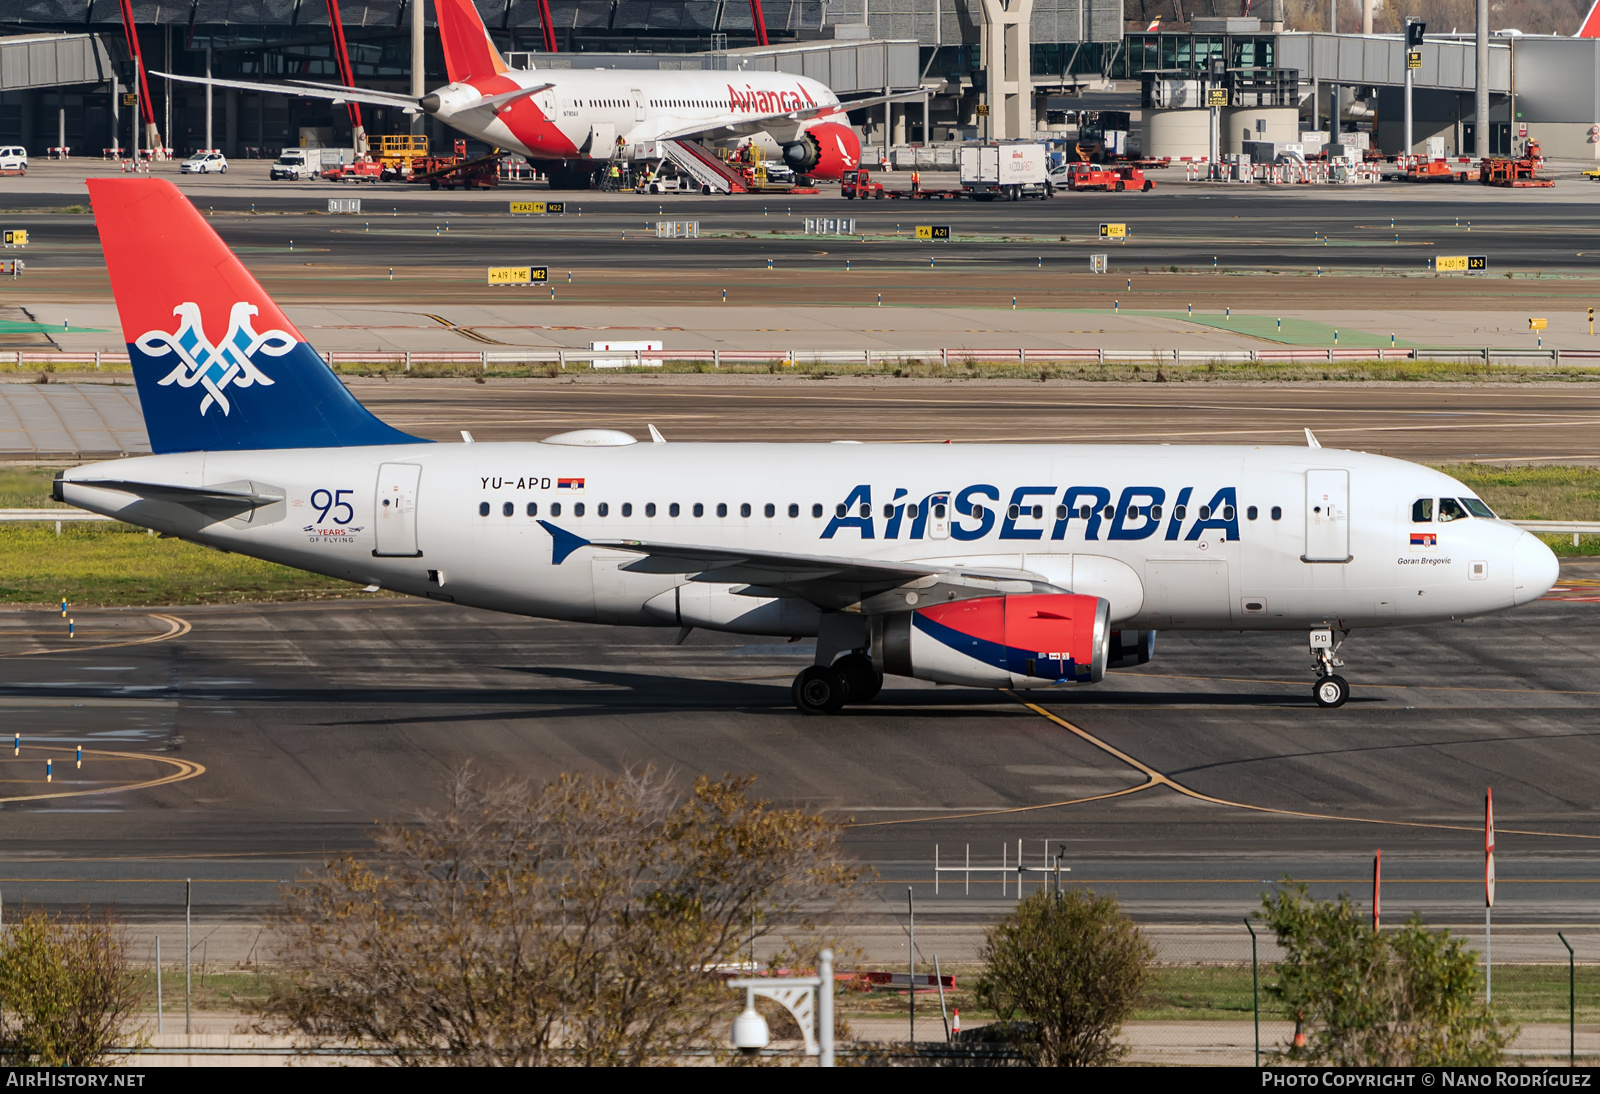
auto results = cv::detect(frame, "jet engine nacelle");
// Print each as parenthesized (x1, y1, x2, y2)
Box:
(871, 593, 1110, 690)
(782, 122, 861, 179)
(1107, 628, 1156, 669)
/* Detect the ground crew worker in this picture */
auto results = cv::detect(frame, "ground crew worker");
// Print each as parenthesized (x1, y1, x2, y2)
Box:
(911, 169, 921, 193)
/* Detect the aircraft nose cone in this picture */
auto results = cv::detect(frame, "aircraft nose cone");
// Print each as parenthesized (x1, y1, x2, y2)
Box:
(1512, 532, 1559, 606)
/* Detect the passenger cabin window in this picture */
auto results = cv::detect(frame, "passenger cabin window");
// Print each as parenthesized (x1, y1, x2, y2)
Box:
(1438, 498, 1468, 522)
(645, 503, 656, 517)
(574, 502, 585, 517)
(812, 504, 823, 518)
(1174, 504, 1187, 521)
(479, 502, 490, 517)
(858, 503, 870, 518)
(692, 503, 703, 517)
(621, 503, 632, 517)
(1246, 505, 1257, 520)
(551, 502, 562, 517)
(1198, 505, 1212, 520)
(788, 504, 799, 518)
(597, 502, 609, 517)
(933, 503, 947, 518)
(1461, 497, 1496, 518)
(526, 502, 538, 517)
(907, 503, 919, 519)
(715, 503, 727, 517)
(739, 503, 751, 517)
(1412, 498, 1434, 523)
(764, 503, 776, 518)
(502, 501, 514, 517)
(1151, 504, 1163, 520)
(1271, 506, 1282, 521)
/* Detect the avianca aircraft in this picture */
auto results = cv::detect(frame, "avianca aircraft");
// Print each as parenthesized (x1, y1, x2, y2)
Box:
(66, 180, 1560, 712)
(164, 0, 897, 187)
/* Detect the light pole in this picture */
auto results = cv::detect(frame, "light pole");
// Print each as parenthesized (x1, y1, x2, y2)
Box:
(727, 948, 834, 1066)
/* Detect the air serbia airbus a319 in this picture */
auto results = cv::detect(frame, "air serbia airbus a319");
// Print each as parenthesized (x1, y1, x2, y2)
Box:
(64, 180, 1559, 713)
(163, 0, 888, 188)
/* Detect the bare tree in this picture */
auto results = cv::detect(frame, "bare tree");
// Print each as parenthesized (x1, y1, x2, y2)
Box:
(261, 767, 858, 1065)
(0, 910, 146, 1066)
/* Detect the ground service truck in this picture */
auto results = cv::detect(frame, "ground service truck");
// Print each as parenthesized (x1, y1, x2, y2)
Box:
(960, 143, 1052, 200)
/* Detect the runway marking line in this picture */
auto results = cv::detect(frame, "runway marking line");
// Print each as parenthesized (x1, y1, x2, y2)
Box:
(0, 613, 191, 658)
(0, 745, 204, 806)
(849, 697, 1600, 843)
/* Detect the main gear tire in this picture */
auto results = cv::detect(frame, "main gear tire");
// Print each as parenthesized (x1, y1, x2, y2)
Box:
(833, 654, 883, 703)
(793, 666, 848, 715)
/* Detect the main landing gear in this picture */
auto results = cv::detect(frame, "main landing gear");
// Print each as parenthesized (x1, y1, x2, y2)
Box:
(1309, 627, 1350, 708)
(792, 652, 883, 715)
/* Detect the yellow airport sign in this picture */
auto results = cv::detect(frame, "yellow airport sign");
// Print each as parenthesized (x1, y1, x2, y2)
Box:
(487, 265, 549, 285)
(1528, 317, 1548, 331)
(1099, 223, 1127, 239)
(915, 225, 951, 240)
(510, 201, 547, 214)
(1435, 255, 1469, 272)
(1206, 88, 1228, 107)
(2, 229, 27, 247)
(1407, 50, 1422, 70)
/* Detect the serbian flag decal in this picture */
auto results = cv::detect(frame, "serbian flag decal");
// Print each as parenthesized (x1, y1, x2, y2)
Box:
(557, 478, 585, 492)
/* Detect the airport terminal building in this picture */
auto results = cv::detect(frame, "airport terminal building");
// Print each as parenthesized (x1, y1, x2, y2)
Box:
(1, 3, 1597, 160)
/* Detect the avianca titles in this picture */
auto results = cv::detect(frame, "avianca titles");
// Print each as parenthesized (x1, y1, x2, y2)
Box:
(165, 0, 886, 186)
(64, 178, 1560, 714)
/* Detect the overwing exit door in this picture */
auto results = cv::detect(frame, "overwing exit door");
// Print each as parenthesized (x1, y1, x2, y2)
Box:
(373, 463, 422, 557)
(1303, 468, 1350, 562)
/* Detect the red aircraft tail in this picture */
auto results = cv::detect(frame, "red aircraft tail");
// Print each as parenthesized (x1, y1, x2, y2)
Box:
(1578, 0, 1600, 36)
(435, 0, 509, 82)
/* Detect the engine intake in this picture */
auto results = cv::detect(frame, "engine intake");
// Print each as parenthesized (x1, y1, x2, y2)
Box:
(781, 122, 861, 180)
(871, 593, 1109, 689)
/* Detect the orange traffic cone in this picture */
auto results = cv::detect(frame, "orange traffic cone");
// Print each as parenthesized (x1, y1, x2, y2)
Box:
(952, 1007, 961, 1035)
(1292, 1012, 1307, 1049)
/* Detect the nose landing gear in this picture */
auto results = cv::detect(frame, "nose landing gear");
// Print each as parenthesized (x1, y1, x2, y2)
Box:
(1309, 627, 1350, 708)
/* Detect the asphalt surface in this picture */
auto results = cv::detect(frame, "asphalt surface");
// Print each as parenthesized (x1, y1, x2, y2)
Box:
(1, 571, 1597, 928)
(8, 378, 1600, 464)
(2, 158, 1599, 275)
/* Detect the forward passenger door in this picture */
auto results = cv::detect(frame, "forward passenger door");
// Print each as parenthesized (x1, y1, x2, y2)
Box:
(1303, 469, 1350, 563)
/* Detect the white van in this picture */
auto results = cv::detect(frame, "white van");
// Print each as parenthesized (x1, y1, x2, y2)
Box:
(0, 147, 27, 175)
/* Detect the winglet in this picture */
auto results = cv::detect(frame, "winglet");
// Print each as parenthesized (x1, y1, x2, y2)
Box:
(538, 520, 590, 565)
(1304, 428, 1322, 449)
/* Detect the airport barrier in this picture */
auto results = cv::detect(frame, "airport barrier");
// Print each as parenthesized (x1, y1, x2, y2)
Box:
(12, 347, 1600, 373)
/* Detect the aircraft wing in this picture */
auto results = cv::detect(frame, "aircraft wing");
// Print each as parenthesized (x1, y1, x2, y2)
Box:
(156, 72, 425, 111)
(654, 88, 928, 142)
(548, 524, 1060, 611)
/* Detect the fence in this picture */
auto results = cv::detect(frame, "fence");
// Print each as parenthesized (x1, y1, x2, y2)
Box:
(11, 347, 1600, 374)
(0, 871, 1590, 1065)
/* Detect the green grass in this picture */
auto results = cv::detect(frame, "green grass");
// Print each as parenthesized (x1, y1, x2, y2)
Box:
(137, 968, 285, 1014)
(1439, 463, 1600, 556)
(834, 963, 1600, 1024)
(0, 465, 68, 508)
(0, 523, 363, 607)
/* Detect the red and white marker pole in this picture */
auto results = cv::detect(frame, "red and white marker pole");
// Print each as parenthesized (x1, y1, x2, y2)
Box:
(1373, 849, 1382, 932)
(1486, 787, 1496, 1003)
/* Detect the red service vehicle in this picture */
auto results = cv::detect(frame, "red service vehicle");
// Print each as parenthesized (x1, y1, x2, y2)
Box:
(840, 169, 886, 199)
(1062, 163, 1154, 192)
(322, 160, 384, 184)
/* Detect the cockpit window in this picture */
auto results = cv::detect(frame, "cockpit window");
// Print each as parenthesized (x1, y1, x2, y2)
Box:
(1411, 498, 1434, 523)
(1438, 498, 1469, 522)
(1460, 497, 1496, 519)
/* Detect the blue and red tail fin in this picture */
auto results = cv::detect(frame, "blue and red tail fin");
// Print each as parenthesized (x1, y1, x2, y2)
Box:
(87, 178, 425, 454)
(435, 0, 509, 83)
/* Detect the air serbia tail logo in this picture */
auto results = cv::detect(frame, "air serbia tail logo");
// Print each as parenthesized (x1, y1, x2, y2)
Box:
(136, 302, 292, 417)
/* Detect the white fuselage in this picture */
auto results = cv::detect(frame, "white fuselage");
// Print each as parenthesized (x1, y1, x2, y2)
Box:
(427, 69, 844, 162)
(61, 442, 1553, 638)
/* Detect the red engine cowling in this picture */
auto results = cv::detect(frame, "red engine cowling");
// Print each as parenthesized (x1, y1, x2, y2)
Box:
(871, 594, 1109, 690)
(782, 122, 861, 179)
